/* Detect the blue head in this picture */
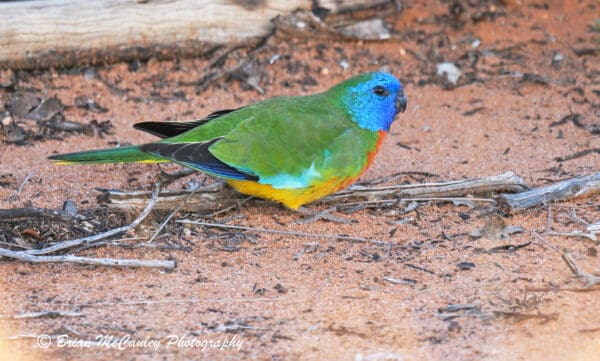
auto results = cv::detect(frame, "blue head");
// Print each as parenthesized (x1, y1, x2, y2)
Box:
(335, 72, 407, 132)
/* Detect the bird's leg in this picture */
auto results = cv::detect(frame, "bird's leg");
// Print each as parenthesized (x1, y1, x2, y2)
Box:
(294, 206, 353, 224)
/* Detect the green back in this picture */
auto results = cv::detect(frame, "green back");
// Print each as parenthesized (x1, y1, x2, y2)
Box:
(165, 91, 379, 185)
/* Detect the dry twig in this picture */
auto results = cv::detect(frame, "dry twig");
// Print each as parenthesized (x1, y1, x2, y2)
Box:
(0, 247, 175, 269)
(493, 311, 559, 323)
(562, 249, 600, 287)
(177, 219, 390, 246)
(0, 310, 83, 319)
(146, 187, 198, 243)
(0, 206, 75, 221)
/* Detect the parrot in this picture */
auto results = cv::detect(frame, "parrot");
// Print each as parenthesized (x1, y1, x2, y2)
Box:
(49, 72, 407, 210)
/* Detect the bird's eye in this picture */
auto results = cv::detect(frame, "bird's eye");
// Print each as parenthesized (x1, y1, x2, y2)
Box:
(373, 85, 388, 96)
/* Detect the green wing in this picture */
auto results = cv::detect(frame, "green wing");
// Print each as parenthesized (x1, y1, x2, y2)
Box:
(208, 94, 377, 188)
(141, 93, 379, 187)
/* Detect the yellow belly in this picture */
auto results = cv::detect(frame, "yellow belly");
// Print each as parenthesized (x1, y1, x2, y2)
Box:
(226, 131, 388, 209)
(226, 178, 349, 210)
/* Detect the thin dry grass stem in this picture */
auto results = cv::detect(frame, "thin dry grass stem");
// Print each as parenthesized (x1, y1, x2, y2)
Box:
(177, 219, 390, 246)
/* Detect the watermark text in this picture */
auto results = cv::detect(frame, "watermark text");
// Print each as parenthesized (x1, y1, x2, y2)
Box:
(36, 333, 243, 352)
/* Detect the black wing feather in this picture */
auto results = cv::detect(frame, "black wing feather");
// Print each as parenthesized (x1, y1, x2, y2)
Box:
(140, 139, 257, 181)
(133, 108, 242, 139)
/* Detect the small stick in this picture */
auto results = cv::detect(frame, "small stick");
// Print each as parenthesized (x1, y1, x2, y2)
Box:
(493, 311, 559, 323)
(563, 209, 590, 227)
(206, 196, 253, 218)
(79, 297, 282, 307)
(177, 219, 390, 246)
(383, 276, 416, 285)
(0, 248, 175, 269)
(526, 286, 600, 293)
(398, 196, 495, 203)
(146, 188, 197, 243)
(16, 171, 35, 194)
(437, 312, 495, 319)
(531, 230, 560, 252)
(562, 249, 600, 287)
(587, 221, 600, 233)
(547, 231, 598, 243)
(0, 310, 83, 319)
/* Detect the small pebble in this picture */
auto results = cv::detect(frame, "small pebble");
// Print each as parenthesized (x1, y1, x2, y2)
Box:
(437, 62, 462, 85)
(1, 111, 13, 126)
(339, 59, 350, 70)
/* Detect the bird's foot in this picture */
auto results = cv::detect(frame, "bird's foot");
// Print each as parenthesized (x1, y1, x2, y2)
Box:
(294, 206, 353, 224)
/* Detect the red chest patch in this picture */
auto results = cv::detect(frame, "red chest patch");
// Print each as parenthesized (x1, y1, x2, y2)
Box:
(337, 130, 387, 191)
(365, 130, 387, 170)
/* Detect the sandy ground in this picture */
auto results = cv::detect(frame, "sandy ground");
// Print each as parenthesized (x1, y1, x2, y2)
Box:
(1, 1, 599, 360)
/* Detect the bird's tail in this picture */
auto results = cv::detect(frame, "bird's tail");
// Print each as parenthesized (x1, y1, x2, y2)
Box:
(48, 145, 166, 165)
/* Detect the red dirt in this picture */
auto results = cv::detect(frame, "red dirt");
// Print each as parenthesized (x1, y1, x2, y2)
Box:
(1, 1, 599, 360)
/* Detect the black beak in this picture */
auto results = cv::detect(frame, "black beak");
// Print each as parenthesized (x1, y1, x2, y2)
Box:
(395, 92, 407, 113)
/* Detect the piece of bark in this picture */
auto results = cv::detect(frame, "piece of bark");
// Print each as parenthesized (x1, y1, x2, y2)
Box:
(498, 173, 600, 210)
(273, 9, 392, 41)
(0, 206, 74, 221)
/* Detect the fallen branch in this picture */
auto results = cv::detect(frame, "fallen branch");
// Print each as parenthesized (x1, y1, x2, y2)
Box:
(0, 247, 175, 269)
(101, 171, 527, 212)
(323, 171, 527, 203)
(0, 310, 83, 319)
(498, 172, 600, 210)
(0, 0, 390, 69)
(0, 206, 75, 221)
(79, 297, 282, 307)
(100, 182, 236, 213)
